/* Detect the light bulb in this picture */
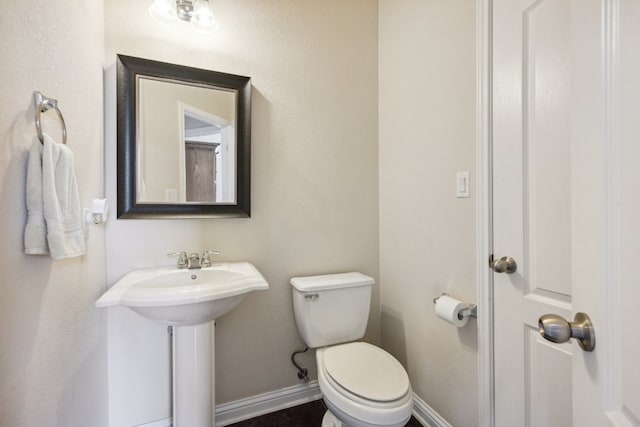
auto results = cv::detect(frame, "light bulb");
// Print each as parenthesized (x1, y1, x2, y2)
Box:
(149, 0, 178, 25)
(191, 0, 219, 32)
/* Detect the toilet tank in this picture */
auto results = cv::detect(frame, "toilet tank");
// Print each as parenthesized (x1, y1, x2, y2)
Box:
(291, 272, 374, 348)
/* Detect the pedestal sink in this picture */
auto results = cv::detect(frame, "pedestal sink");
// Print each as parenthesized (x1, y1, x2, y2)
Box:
(96, 262, 269, 427)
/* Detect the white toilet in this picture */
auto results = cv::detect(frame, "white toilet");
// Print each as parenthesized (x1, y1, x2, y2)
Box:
(291, 272, 413, 427)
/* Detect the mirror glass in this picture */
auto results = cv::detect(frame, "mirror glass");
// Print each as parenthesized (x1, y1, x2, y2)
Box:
(117, 55, 251, 218)
(138, 77, 236, 204)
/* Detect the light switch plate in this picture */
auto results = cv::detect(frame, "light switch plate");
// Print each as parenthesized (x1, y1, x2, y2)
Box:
(456, 171, 470, 198)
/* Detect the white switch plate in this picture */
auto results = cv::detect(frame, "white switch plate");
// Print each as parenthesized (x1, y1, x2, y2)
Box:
(456, 171, 470, 198)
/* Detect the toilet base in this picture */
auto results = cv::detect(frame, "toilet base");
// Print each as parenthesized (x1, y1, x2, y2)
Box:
(322, 409, 345, 427)
(322, 402, 411, 427)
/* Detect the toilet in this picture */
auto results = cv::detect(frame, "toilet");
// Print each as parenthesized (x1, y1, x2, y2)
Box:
(291, 272, 413, 427)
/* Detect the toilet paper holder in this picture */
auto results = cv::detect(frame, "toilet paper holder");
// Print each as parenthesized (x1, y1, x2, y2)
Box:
(433, 293, 477, 319)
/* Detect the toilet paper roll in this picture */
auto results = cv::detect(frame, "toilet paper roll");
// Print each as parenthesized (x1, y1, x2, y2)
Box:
(435, 295, 469, 327)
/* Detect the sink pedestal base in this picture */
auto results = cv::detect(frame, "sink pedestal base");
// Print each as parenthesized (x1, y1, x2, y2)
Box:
(173, 322, 214, 427)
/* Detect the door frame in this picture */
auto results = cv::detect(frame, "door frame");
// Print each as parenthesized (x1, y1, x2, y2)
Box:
(177, 101, 231, 203)
(475, 0, 494, 426)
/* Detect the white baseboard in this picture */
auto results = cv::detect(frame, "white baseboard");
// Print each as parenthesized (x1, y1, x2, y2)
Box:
(140, 383, 452, 427)
(215, 381, 453, 427)
(412, 393, 452, 427)
(134, 418, 172, 427)
(215, 380, 323, 426)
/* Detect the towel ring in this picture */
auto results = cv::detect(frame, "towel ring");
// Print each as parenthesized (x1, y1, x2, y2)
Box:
(34, 91, 67, 145)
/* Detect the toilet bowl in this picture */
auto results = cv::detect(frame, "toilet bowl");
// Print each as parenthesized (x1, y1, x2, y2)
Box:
(291, 272, 413, 427)
(316, 343, 413, 427)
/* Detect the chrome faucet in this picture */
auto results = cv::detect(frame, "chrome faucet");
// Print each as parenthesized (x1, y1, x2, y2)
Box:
(187, 253, 201, 269)
(168, 250, 220, 269)
(168, 252, 189, 269)
(200, 250, 220, 268)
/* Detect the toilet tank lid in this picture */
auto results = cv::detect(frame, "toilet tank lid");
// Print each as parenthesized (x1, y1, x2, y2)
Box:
(290, 272, 374, 292)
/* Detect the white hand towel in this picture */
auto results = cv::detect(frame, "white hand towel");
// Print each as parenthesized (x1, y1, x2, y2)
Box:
(42, 133, 85, 260)
(24, 136, 48, 254)
(24, 133, 85, 260)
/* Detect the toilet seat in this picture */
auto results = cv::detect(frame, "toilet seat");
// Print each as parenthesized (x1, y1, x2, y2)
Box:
(323, 342, 410, 402)
(317, 343, 413, 427)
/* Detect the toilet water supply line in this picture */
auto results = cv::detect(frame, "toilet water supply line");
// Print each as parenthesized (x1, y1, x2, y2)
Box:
(291, 347, 309, 382)
(169, 328, 311, 384)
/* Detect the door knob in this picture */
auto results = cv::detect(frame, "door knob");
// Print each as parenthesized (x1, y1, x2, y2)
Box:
(538, 312, 595, 352)
(490, 256, 517, 274)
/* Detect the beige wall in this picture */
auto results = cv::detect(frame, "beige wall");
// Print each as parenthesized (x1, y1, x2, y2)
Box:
(0, 1, 107, 426)
(104, 0, 379, 423)
(0, 1, 480, 425)
(379, 1, 478, 426)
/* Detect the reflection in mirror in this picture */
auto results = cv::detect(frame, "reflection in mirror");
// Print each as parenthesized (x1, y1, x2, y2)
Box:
(116, 54, 251, 218)
(137, 77, 236, 204)
(182, 102, 236, 203)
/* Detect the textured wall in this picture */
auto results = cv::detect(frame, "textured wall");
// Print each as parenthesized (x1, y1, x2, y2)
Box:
(0, 1, 107, 426)
(104, 1, 379, 424)
(378, 1, 478, 426)
(0, 2, 481, 425)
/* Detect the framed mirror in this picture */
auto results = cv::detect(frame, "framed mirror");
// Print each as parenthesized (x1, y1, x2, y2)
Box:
(116, 54, 251, 218)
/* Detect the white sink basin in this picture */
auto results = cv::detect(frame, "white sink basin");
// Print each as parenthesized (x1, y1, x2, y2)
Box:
(96, 262, 269, 325)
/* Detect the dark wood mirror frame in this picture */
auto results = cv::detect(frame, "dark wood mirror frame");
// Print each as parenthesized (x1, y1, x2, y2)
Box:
(116, 54, 251, 218)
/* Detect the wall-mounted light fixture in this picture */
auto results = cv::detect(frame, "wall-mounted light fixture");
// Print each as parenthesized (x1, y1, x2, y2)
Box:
(149, 0, 219, 32)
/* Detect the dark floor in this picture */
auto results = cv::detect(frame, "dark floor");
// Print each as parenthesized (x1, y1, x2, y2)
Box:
(227, 399, 423, 426)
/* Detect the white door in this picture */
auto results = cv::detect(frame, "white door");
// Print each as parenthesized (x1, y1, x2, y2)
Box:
(492, 0, 640, 425)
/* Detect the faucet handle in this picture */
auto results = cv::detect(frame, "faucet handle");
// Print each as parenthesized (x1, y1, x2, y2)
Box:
(167, 251, 188, 269)
(200, 250, 221, 268)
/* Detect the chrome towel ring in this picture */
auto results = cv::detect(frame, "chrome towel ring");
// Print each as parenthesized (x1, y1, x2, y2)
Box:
(34, 91, 67, 145)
